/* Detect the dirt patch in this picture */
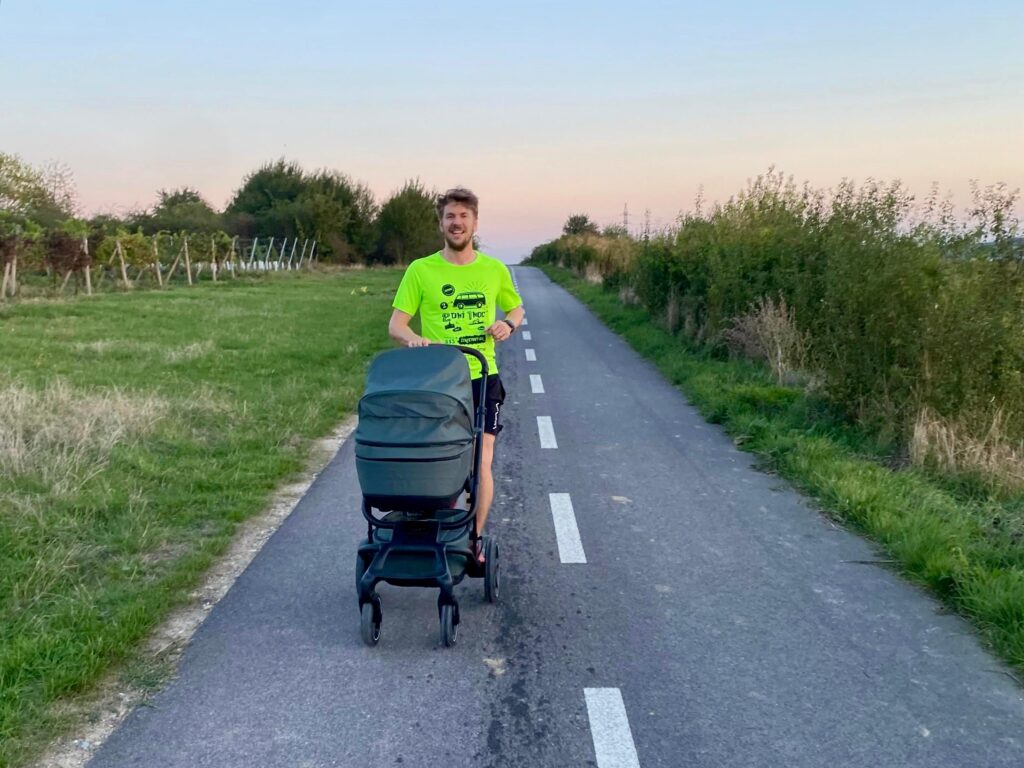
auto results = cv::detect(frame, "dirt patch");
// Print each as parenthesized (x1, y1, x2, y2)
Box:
(33, 416, 357, 768)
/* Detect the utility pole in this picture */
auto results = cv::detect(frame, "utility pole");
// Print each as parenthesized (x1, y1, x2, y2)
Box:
(622, 203, 629, 231)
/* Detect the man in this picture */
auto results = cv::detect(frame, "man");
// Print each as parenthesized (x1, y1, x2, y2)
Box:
(388, 187, 524, 563)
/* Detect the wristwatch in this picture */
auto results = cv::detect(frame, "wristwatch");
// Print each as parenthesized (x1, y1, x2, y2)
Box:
(503, 319, 516, 334)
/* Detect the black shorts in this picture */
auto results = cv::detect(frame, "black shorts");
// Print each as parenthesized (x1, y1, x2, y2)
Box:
(472, 375, 506, 435)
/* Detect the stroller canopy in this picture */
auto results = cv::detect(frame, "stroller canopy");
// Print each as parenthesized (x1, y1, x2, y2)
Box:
(357, 345, 474, 445)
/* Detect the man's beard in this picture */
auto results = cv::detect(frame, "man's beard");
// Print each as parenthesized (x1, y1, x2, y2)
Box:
(444, 229, 473, 251)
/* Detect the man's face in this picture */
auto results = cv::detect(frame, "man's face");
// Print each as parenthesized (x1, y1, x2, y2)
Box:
(441, 202, 477, 250)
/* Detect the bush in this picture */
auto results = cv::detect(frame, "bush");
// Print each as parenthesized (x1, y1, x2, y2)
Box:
(527, 170, 1024, 483)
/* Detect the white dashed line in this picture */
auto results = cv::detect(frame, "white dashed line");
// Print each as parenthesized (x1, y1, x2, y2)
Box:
(537, 416, 557, 448)
(584, 688, 641, 768)
(525, 348, 537, 361)
(530, 374, 545, 394)
(522, 330, 532, 341)
(548, 493, 586, 563)
(521, 317, 528, 326)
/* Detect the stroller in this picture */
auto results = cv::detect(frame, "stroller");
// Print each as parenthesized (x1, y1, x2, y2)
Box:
(354, 345, 499, 647)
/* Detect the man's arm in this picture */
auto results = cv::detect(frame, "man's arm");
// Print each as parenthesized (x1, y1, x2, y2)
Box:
(485, 304, 525, 343)
(505, 305, 525, 329)
(389, 309, 432, 347)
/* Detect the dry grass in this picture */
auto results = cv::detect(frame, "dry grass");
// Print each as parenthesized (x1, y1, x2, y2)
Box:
(165, 340, 214, 363)
(0, 380, 169, 497)
(911, 407, 1024, 493)
(721, 295, 808, 385)
(583, 263, 604, 284)
(70, 339, 158, 355)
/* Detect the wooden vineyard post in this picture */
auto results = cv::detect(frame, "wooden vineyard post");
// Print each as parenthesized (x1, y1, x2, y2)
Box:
(183, 237, 193, 285)
(10, 253, 16, 296)
(287, 238, 298, 269)
(307, 240, 317, 268)
(83, 237, 93, 296)
(153, 237, 163, 287)
(166, 242, 183, 283)
(0, 235, 14, 299)
(230, 236, 239, 278)
(248, 236, 258, 270)
(297, 239, 309, 268)
(96, 242, 118, 290)
(210, 238, 218, 283)
(116, 241, 132, 289)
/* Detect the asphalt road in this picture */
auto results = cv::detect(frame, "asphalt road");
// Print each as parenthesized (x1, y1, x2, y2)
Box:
(88, 266, 1024, 767)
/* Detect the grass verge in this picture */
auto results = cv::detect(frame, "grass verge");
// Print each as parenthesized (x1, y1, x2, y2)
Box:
(0, 269, 402, 767)
(538, 263, 1024, 680)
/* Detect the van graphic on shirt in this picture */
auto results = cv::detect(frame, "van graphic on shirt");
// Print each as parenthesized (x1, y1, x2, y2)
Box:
(453, 291, 486, 309)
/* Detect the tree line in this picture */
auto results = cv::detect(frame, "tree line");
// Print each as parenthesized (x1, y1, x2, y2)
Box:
(0, 154, 444, 268)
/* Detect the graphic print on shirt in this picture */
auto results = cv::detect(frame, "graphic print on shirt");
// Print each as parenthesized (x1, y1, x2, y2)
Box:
(437, 279, 490, 347)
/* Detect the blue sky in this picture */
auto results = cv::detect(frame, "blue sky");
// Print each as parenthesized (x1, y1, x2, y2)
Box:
(2, 1, 1021, 260)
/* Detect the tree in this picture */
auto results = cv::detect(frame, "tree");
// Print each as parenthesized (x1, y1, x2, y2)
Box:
(302, 169, 377, 263)
(224, 159, 308, 238)
(563, 213, 599, 236)
(225, 159, 376, 262)
(132, 187, 221, 234)
(0, 152, 77, 231)
(374, 180, 440, 265)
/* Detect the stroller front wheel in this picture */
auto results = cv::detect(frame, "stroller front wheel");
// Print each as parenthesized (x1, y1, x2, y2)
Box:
(361, 598, 381, 646)
(439, 604, 458, 647)
(484, 538, 500, 603)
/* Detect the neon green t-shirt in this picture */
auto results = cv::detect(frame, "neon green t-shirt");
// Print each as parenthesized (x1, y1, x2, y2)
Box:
(392, 252, 523, 379)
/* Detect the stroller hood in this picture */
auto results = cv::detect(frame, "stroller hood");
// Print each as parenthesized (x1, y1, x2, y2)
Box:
(357, 346, 475, 443)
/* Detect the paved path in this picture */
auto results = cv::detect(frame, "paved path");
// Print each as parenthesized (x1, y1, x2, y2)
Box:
(89, 266, 1024, 767)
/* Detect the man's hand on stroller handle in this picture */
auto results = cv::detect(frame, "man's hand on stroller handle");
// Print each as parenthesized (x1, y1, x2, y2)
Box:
(389, 310, 433, 348)
(404, 336, 433, 348)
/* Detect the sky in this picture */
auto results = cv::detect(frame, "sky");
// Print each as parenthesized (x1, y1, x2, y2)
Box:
(1, 1, 1022, 262)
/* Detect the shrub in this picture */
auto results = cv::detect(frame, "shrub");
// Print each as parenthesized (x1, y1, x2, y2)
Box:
(527, 170, 1024, 488)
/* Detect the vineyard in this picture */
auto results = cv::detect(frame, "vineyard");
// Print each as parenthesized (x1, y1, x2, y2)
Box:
(0, 232, 318, 300)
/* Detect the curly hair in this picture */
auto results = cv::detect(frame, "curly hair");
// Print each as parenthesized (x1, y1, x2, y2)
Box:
(435, 187, 479, 221)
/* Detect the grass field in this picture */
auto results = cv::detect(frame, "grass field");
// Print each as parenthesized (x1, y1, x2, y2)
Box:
(539, 264, 1024, 682)
(0, 269, 401, 766)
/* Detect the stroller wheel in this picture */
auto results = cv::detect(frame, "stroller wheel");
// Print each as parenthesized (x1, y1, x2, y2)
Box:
(361, 598, 381, 646)
(439, 604, 458, 647)
(484, 538, 500, 603)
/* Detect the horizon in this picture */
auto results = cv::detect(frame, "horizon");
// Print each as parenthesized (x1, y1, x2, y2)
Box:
(2, 1, 1022, 262)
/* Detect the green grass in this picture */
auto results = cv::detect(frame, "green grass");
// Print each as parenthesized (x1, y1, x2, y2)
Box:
(539, 263, 1024, 680)
(0, 269, 402, 767)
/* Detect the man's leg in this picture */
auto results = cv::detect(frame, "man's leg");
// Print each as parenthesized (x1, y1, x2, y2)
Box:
(475, 433, 496, 539)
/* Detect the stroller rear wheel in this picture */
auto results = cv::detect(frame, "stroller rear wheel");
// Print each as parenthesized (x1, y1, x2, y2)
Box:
(484, 538, 500, 603)
(439, 603, 458, 647)
(361, 597, 382, 646)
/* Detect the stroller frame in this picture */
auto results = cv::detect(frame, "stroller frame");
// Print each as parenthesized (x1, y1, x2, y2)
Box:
(355, 346, 498, 646)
